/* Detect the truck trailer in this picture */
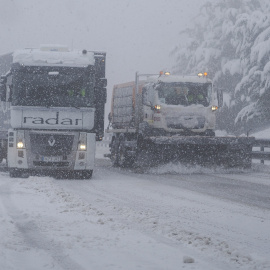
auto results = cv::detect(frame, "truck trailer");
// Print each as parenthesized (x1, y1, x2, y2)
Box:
(107, 72, 255, 168)
(0, 45, 107, 178)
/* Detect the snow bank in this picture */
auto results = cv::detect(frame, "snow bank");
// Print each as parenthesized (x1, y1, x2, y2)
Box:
(252, 126, 270, 139)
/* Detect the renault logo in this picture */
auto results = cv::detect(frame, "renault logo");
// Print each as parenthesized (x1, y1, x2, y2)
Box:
(48, 136, 56, 147)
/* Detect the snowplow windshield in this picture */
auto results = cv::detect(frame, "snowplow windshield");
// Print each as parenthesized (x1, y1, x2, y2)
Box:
(156, 82, 212, 107)
(11, 64, 95, 108)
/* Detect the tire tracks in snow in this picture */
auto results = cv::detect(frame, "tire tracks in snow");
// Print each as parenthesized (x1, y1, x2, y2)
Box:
(0, 179, 85, 270)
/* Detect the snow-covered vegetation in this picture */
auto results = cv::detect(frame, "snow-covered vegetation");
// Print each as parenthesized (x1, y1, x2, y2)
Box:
(172, 0, 270, 134)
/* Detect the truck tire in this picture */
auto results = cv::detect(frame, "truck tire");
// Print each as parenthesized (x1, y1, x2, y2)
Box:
(0, 145, 7, 164)
(118, 135, 136, 168)
(81, 170, 93, 179)
(9, 169, 29, 178)
(118, 140, 130, 167)
(10, 169, 20, 178)
(110, 136, 120, 166)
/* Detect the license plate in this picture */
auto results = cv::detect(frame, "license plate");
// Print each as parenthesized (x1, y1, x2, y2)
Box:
(41, 156, 61, 162)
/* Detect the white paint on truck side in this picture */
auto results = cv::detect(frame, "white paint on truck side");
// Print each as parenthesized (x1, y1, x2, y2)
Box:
(10, 106, 95, 130)
(13, 46, 95, 67)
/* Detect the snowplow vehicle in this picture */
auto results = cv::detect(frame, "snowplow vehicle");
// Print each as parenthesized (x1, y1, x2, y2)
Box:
(107, 72, 255, 168)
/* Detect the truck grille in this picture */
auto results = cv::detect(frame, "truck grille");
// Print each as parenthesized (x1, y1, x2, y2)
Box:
(30, 134, 74, 156)
(33, 161, 69, 167)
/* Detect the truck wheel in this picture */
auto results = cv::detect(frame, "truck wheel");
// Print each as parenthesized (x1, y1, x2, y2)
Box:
(118, 142, 127, 167)
(81, 170, 93, 179)
(10, 169, 20, 178)
(118, 138, 135, 168)
(9, 169, 29, 178)
(0, 147, 6, 164)
(110, 137, 120, 166)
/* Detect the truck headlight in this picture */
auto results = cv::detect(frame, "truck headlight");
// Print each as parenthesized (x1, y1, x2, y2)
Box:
(17, 141, 24, 148)
(78, 132, 87, 151)
(16, 131, 25, 149)
(79, 144, 86, 150)
(212, 106, 218, 111)
(154, 104, 161, 113)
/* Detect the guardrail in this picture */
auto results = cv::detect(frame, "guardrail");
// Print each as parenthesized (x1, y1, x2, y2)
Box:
(252, 139, 270, 164)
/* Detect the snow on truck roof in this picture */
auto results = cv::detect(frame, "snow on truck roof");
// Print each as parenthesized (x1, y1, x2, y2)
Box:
(146, 74, 212, 84)
(113, 75, 212, 89)
(12, 45, 95, 67)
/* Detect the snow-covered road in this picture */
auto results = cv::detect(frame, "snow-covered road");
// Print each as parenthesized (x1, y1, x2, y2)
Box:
(1, 154, 270, 270)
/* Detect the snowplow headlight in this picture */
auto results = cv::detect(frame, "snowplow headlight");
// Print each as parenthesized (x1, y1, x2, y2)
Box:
(154, 104, 161, 112)
(17, 141, 24, 149)
(160, 71, 170, 76)
(198, 72, 208, 77)
(212, 106, 218, 111)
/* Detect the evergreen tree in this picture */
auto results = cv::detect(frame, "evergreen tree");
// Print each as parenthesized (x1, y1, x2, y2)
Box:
(172, 0, 270, 134)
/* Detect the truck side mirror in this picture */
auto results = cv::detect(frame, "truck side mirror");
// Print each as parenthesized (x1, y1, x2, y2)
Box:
(217, 88, 223, 107)
(142, 87, 150, 106)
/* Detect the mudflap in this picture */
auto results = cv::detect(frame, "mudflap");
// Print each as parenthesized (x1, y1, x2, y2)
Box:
(139, 136, 255, 169)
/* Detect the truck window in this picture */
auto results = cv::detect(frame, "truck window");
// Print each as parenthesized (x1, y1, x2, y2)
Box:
(11, 65, 95, 108)
(157, 82, 211, 107)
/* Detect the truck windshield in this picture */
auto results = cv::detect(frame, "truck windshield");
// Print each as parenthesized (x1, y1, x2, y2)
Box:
(11, 65, 95, 108)
(157, 82, 212, 107)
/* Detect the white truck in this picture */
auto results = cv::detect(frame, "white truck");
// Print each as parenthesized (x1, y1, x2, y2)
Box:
(0, 45, 107, 178)
(107, 72, 254, 168)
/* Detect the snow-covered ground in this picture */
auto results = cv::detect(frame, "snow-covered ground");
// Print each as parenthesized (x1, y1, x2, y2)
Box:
(252, 127, 270, 139)
(0, 129, 270, 270)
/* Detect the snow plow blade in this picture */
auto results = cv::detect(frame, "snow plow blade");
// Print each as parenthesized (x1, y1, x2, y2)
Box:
(137, 136, 255, 168)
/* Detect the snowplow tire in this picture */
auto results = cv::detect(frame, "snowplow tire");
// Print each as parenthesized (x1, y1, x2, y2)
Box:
(110, 136, 120, 167)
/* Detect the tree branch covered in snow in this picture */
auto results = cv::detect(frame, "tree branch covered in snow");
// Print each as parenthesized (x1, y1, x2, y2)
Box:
(172, 0, 270, 134)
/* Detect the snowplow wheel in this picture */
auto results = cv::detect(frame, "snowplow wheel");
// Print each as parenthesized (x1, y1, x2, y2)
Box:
(118, 142, 127, 167)
(110, 135, 134, 168)
(118, 138, 134, 168)
(110, 136, 120, 166)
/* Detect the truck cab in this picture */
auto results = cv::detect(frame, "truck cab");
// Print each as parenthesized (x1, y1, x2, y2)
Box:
(141, 73, 220, 136)
(0, 45, 106, 178)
